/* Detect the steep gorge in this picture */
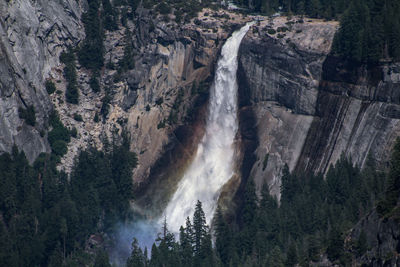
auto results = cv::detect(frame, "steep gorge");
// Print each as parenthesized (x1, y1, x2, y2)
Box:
(1, 1, 400, 265)
(1, 0, 399, 217)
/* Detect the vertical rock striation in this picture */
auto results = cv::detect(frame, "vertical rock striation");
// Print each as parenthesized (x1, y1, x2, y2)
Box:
(0, 0, 84, 162)
(237, 17, 338, 196)
(237, 16, 400, 198)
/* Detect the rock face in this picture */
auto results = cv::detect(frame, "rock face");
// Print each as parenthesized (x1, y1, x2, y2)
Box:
(237, 17, 338, 196)
(0, 0, 84, 162)
(121, 10, 250, 184)
(237, 17, 400, 198)
(1, 0, 399, 218)
(0, 0, 250, 183)
(296, 58, 400, 176)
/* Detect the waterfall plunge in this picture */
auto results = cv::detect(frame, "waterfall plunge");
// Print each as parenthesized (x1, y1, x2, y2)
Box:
(162, 22, 253, 233)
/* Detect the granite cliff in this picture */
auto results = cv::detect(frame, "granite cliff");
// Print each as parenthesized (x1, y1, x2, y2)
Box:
(237, 17, 400, 200)
(0, 0, 84, 162)
(1, 1, 400, 265)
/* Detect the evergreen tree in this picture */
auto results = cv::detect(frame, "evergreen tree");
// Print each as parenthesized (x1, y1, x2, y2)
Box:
(264, 246, 285, 267)
(179, 217, 194, 266)
(193, 201, 207, 257)
(94, 249, 112, 267)
(326, 228, 344, 261)
(214, 207, 232, 266)
(155, 218, 178, 266)
(285, 242, 298, 267)
(126, 238, 145, 267)
(377, 138, 400, 216)
(192, 200, 213, 266)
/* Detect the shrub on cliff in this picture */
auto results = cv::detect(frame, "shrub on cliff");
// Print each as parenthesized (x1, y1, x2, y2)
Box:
(45, 80, 56, 95)
(60, 49, 79, 104)
(18, 105, 36, 126)
(47, 111, 70, 157)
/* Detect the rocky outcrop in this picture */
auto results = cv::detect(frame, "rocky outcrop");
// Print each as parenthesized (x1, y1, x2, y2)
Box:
(0, 0, 249, 179)
(296, 59, 400, 176)
(0, 0, 84, 162)
(47, 7, 250, 177)
(238, 16, 400, 198)
(119, 9, 250, 185)
(237, 17, 338, 196)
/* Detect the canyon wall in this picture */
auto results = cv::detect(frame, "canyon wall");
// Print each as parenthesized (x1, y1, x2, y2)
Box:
(238, 17, 400, 197)
(0, 0, 84, 162)
(1, 0, 399, 208)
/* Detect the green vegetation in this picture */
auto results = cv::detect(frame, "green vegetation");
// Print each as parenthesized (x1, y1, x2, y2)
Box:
(168, 89, 184, 125)
(89, 71, 101, 93)
(18, 105, 36, 126)
(157, 120, 166, 129)
(126, 201, 214, 267)
(102, 0, 118, 31)
(0, 135, 137, 266)
(129, 151, 391, 266)
(236, 0, 348, 19)
(155, 97, 163, 106)
(70, 127, 78, 138)
(45, 80, 56, 95)
(78, 0, 104, 70)
(100, 87, 112, 120)
(377, 139, 400, 217)
(73, 113, 83, 122)
(332, 0, 400, 62)
(47, 111, 71, 157)
(118, 31, 135, 72)
(60, 49, 79, 104)
(236, 0, 400, 63)
(94, 112, 100, 122)
(140, 0, 215, 23)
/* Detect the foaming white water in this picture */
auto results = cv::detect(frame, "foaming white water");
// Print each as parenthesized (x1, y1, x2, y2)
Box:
(162, 22, 253, 233)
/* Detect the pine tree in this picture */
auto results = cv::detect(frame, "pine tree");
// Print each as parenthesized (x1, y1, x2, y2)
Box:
(239, 178, 258, 255)
(280, 164, 297, 205)
(214, 207, 232, 266)
(155, 218, 178, 266)
(193, 200, 207, 258)
(285, 242, 298, 267)
(326, 228, 344, 261)
(126, 238, 145, 267)
(192, 200, 213, 266)
(264, 246, 285, 267)
(94, 249, 111, 267)
(179, 217, 194, 266)
(377, 138, 400, 216)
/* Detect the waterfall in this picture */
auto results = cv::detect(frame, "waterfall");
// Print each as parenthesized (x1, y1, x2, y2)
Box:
(162, 22, 253, 233)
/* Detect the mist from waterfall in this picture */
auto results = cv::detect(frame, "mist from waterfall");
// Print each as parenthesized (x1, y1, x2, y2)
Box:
(110, 23, 253, 265)
(162, 22, 253, 233)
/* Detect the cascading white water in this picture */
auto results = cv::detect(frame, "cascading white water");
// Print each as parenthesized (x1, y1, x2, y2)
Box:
(163, 22, 254, 233)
